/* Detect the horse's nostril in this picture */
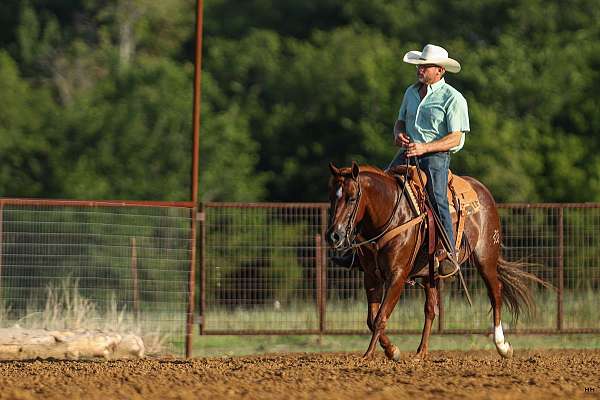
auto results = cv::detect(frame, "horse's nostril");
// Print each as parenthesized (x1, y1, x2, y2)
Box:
(330, 231, 340, 243)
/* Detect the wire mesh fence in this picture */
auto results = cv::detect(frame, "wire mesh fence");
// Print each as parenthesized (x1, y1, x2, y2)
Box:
(1, 200, 597, 355)
(201, 203, 600, 335)
(0, 200, 194, 355)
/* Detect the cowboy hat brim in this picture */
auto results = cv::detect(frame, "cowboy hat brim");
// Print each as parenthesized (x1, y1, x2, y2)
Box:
(403, 50, 461, 73)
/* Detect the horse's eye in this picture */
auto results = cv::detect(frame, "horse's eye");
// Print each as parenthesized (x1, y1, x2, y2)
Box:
(348, 197, 357, 203)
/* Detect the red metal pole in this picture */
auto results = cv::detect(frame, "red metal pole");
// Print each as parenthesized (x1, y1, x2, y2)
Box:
(191, 0, 203, 205)
(186, 0, 203, 359)
(199, 203, 206, 335)
(320, 206, 328, 333)
(557, 207, 564, 331)
(315, 235, 323, 333)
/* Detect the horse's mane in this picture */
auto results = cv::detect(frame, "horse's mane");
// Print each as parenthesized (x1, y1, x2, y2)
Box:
(338, 164, 389, 178)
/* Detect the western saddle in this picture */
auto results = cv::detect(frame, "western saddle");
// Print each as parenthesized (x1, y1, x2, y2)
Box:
(388, 165, 480, 255)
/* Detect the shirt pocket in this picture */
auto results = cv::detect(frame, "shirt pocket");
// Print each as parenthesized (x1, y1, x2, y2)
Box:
(406, 108, 416, 126)
(421, 103, 445, 131)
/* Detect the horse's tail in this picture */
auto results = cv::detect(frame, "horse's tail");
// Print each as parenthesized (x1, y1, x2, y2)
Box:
(497, 254, 553, 321)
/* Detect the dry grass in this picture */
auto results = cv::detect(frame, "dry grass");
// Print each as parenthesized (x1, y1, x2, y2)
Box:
(1, 278, 175, 355)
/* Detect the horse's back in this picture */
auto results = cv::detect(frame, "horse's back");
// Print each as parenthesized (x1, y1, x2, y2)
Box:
(459, 175, 498, 212)
(458, 175, 501, 259)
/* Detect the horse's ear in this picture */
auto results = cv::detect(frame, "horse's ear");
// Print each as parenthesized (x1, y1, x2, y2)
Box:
(351, 161, 360, 180)
(329, 162, 340, 176)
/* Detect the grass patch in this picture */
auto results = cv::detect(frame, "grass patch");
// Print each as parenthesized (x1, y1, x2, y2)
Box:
(203, 288, 598, 332)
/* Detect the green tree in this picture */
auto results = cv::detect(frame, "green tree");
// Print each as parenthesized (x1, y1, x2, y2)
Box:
(0, 51, 56, 196)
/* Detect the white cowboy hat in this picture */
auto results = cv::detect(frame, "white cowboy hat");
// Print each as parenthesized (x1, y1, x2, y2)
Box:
(403, 44, 461, 73)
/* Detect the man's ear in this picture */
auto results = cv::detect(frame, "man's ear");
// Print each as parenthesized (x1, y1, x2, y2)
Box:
(329, 162, 340, 176)
(351, 161, 359, 180)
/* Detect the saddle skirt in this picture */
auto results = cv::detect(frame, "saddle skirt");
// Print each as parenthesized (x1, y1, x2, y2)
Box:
(387, 165, 480, 219)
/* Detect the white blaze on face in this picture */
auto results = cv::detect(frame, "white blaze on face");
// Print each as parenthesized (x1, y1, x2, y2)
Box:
(336, 186, 343, 199)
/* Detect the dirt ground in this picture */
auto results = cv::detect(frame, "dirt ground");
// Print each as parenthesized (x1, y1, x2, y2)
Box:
(0, 350, 599, 400)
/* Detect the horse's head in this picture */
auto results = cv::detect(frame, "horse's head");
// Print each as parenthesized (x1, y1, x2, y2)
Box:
(326, 161, 364, 249)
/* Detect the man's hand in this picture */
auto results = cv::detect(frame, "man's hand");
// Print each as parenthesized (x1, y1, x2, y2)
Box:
(406, 142, 428, 157)
(394, 132, 410, 147)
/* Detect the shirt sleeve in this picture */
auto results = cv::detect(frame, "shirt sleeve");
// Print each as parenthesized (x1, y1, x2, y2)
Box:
(397, 89, 409, 121)
(446, 94, 470, 133)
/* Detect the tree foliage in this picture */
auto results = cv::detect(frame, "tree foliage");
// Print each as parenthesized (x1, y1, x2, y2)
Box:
(0, 0, 599, 202)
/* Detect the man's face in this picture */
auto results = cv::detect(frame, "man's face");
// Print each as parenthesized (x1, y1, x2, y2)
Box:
(416, 64, 444, 84)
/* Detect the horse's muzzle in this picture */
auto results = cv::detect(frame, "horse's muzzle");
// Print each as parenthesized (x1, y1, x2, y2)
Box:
(326, 227, 346, 249)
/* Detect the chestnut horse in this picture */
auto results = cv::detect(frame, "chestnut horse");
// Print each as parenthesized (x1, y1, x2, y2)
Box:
(326, 161, 547, 360)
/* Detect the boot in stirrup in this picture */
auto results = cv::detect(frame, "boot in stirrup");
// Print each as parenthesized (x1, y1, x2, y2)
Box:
(435, 249, 460, 279)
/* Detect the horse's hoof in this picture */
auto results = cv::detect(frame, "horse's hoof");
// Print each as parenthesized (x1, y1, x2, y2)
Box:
(497, 342, 513, 359)
(503, 343, 514, 359)
(385, 345, 401, 361)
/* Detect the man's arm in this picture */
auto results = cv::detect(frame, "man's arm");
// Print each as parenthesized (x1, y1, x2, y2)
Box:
(393, 120, 410, 147)
(405, 131, 463, 157)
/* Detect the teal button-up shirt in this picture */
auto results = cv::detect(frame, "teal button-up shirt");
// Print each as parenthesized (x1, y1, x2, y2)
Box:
(397, 78, 469, 153)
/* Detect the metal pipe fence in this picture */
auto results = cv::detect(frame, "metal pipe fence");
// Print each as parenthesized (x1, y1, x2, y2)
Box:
(200, 203, 600, 335)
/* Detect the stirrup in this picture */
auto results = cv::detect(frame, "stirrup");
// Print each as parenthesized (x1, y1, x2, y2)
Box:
(437, 259, 459, 279)
(434, 250, 460, 279)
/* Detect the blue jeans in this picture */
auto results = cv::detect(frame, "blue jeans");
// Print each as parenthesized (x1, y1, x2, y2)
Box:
(388, 150, 455, 253)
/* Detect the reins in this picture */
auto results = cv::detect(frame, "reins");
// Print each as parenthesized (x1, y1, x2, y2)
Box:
(349, 179, 402, 249)
(348, 158, 425, 251)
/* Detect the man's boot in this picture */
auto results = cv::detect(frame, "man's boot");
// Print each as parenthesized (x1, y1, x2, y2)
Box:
(435, 248, 459, 279)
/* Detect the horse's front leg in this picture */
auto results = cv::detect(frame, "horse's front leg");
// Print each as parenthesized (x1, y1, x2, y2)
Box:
(415, 280, 438, 359)
(365, 275, 400, 361)
(363, 270, 407, 360)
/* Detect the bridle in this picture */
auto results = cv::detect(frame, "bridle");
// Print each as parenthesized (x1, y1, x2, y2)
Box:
(330, 165, 410, 251)
(329, 174, 362, 249)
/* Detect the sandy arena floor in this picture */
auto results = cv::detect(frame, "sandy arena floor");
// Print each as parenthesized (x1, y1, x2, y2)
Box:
(0, 350, 599, 399)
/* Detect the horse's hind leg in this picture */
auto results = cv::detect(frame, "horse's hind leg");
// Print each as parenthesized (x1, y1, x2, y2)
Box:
(473, 230, 513, 358)
(415, 280, 438, 359)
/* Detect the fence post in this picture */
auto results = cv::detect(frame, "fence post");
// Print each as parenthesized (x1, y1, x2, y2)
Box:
(185, 205, 198, 358)
(557, 206, 564, 331)
(315, 235, 323, 334)
(198, 203, 206, 335)
(320, 206, 328, 333)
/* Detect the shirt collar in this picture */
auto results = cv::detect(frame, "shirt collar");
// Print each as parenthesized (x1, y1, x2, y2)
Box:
(412, 78, 446, 96)
(429, 77, 445, 92)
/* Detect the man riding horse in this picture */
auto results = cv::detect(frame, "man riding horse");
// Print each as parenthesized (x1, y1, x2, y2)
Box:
(326, 45, 550, 361)
(335, 44, 468, 279)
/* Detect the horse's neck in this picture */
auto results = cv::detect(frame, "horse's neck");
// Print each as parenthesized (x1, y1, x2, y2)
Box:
(361, 173, 408, 234)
